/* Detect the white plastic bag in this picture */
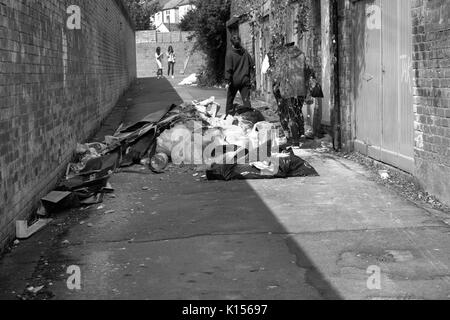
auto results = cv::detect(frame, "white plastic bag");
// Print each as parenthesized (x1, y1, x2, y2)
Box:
(262, 54, 270, 74)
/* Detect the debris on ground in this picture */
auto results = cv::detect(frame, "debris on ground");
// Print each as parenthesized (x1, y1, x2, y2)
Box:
(379, 170, 390, 180)
(16, 219, 53, 240)
(178, 73, 198, 86)
(36, 96, 319, 222)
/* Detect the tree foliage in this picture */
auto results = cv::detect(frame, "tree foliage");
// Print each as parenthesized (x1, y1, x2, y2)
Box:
(179, 9, 197, 31)
(124, 0, 161, 31)
(186, 0, 231, 85)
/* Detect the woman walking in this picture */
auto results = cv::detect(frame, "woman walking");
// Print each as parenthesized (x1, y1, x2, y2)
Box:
(167, 46, 176, 79)
(155, 47, 164, 79)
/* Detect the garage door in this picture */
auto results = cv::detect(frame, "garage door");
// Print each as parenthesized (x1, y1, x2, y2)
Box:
(354, 0, 414, 173)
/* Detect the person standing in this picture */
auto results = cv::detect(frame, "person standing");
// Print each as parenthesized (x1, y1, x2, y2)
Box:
(224, 35, 255, 116)
(167, 45, 176, 79)
(272, 43, 316, 145)
(155, 47, 164, 79)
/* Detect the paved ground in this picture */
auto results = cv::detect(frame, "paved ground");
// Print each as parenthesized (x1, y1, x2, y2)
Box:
(0, 78, 449, 300)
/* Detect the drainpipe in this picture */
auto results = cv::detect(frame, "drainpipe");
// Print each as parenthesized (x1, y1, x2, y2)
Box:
(331, 0, 342, 151)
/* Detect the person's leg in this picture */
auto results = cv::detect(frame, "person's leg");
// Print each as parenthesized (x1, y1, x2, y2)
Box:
(292, 96, 306, 137)
(273, 86, 290, 138)
(287, 98, 301, 143)
(171, 63, 175, 77)
(226, 85, 238, 116)
(168, 63, 171, 76)
(239, 85, 252, 109)
(278, 98, 290, 137)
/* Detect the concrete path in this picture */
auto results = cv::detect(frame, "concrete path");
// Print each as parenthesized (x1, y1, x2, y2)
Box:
(0, 78, 449, 300)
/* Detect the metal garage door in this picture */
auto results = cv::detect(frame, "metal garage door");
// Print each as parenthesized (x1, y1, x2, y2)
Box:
(354, 0, 414, 173)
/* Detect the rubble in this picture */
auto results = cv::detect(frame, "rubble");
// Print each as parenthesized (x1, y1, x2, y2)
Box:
(34, 95, 319, 228)
(178, 73, 198, 86)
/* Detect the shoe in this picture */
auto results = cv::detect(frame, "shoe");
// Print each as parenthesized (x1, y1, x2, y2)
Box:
(172, 76, 175, 79)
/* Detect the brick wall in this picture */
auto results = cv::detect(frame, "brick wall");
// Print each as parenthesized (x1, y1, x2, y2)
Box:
(412, 0, 450, 205)
(0, 0, 136, 250)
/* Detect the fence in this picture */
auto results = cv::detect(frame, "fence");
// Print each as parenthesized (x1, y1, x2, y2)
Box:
(136, 30, 194, 44)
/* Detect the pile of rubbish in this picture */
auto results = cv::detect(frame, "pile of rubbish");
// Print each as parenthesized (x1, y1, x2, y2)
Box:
(178, 73, 198, 86)
(38, 97, 318, 215)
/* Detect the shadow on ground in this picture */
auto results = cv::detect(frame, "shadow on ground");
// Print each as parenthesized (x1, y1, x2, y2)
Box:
(2, 78, 449, 300)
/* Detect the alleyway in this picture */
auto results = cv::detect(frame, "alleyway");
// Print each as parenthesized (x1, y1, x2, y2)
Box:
(1, 78, 449, 300)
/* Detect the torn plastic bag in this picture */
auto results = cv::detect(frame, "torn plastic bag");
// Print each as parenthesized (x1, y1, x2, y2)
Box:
(157, 124, 191, 157)
(206, 164, 268, 181)
(223, 126, 249, 148)
(275, 150, 319, 178)
(179, 73, 198, 86)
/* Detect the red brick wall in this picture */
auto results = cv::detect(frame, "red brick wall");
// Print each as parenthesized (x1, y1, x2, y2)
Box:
(412, 0, 450, 205)
(0, 0, 136, 250)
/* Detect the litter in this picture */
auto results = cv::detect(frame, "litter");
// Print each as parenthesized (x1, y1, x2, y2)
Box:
(41, 191, 75, 213)
(379, 170, 390, 180)
(37, 95, 318, 226)
(178, 73, 198, 86)
(150, 153, 169, 173)
(16, 219, 53, 240)
(80, 193, 104, 205)
(102, 183, 115, 193)
(206, 149, 319, 181)
(27, 286, 44, 294)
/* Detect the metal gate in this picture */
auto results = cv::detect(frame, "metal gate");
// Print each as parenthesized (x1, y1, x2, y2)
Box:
(354, 0, 414, 173)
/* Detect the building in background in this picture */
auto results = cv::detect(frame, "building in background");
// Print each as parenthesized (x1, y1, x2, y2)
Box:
(152, 0, 196, 33)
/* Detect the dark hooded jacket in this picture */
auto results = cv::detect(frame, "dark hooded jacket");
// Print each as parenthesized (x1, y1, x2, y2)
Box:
(225, 46, 254, 88)
(272, 45, 317, 99)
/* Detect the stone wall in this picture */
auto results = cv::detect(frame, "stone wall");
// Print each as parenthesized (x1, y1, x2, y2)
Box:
(0, 0, 136, 250)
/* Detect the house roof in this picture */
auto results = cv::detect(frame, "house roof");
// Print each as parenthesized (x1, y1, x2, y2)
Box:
(163, 0, 182, 10)
(163, 0, 193, 10)
(156, 0, 172, 6)
(158, 22, 181, 32)
(177, 0, 193, 6)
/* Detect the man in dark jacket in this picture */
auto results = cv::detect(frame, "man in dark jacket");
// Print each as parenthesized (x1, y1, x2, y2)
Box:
(224, 35, 254, 116)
